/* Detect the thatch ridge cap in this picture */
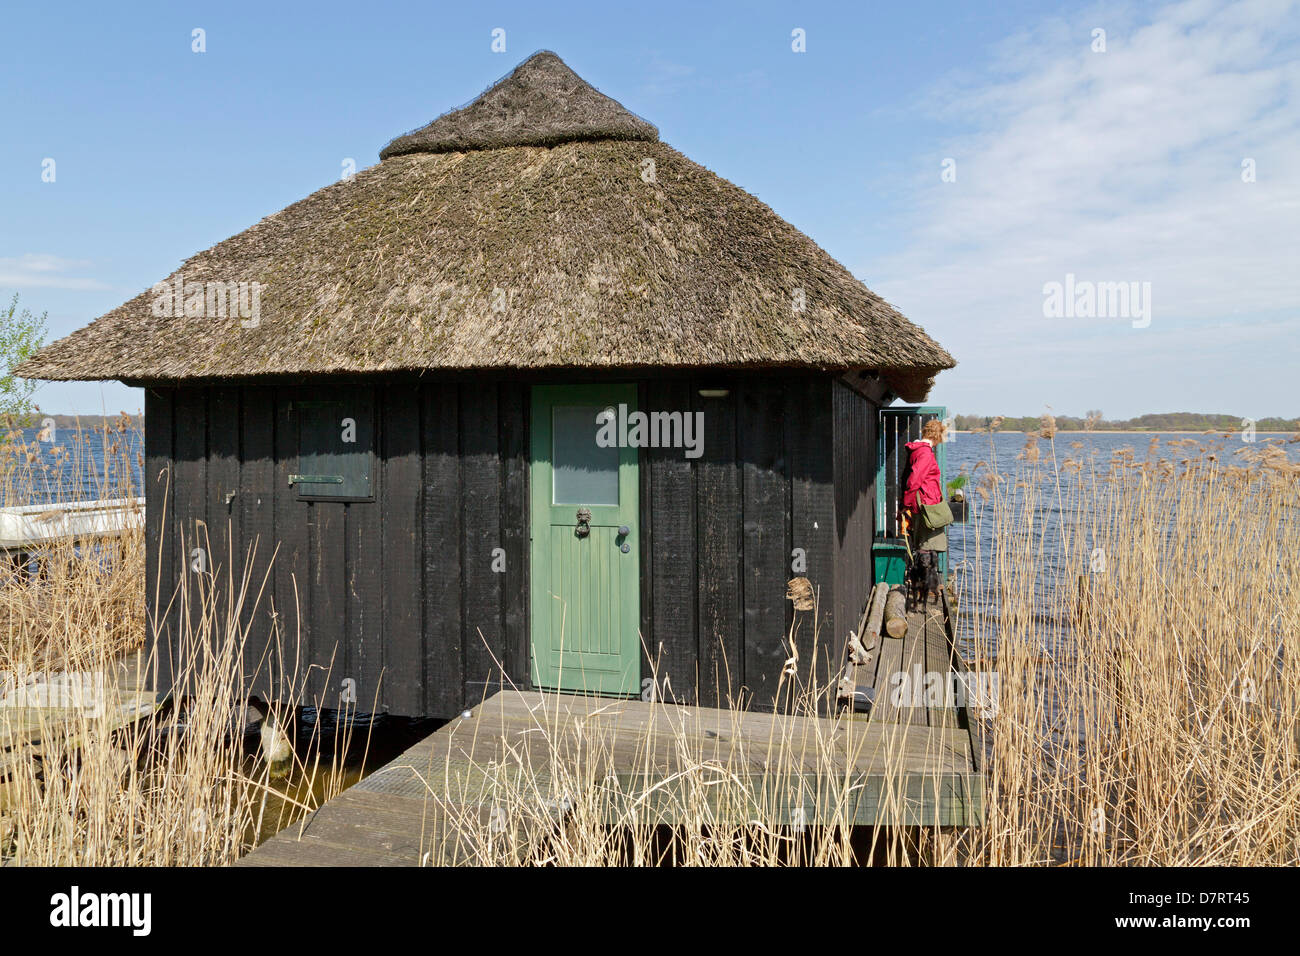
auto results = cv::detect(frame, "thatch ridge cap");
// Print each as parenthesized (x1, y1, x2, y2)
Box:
(379, 50, 658, 159)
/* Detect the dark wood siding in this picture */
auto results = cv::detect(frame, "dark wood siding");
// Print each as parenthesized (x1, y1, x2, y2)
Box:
(788, 378, 837, 699)
(143, 387, 174, 697)
(238, 386, 276, 699)
(151, 381, 530, 716)
(644, 379, 697, 705)
(640, 376, 837, 712)
(739, 382, 790, 709)
(171, 387, 207, 685)
(381, 385, 422, 714)
(420, 384, 462, 717)
(831, 379, 880, 658)
(694, 384, 743, 707)
(147, 374, 861, 718)
(459, 386, 504, 705)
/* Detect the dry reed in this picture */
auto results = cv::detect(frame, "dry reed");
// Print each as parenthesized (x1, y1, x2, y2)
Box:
(956, 431, 1299, 864)
(0, 419, 362, 865)
(408, 432, 1300, 866)
(4, 420, 1297, 865)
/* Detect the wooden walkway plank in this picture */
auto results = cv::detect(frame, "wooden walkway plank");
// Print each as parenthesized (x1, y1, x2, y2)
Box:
(241, 593, 985, 865)
(1, 649, 158, 776)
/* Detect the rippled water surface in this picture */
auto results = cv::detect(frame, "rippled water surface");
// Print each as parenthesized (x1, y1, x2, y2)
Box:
(943, 430, 1300, 656)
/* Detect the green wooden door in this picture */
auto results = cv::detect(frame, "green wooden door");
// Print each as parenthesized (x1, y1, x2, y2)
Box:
(529, 384, 640, 695)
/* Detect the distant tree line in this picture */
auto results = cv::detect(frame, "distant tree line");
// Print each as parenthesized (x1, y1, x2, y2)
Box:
(1, 413, 142, 431)
(953, 412, 1299, 433)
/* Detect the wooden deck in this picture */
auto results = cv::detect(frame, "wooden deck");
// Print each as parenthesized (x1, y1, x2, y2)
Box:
(241, 595, 983, 866)
(0, 497, 143, 551)
(0, 649, 157, 777)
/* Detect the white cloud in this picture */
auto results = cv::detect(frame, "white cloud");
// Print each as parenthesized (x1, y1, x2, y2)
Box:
(637, 55, 698, 98)
(864, 0, 1300, 414)
(0, 253, 109, 291)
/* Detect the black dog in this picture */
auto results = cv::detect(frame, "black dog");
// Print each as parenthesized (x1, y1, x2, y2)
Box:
(907, 550, 942, 612)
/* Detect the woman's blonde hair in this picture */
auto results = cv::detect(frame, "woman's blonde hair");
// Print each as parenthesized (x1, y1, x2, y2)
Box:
(923, 419, 945, 444)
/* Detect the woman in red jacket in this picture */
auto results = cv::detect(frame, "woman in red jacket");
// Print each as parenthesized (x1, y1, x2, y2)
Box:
(902, 418, 946, 601)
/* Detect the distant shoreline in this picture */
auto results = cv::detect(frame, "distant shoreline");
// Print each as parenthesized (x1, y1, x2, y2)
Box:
(963, 430, 1294, 436)
(8, 414, 143, 428)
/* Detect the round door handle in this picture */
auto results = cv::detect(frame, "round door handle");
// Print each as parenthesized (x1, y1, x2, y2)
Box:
(618, 526, 630, 536)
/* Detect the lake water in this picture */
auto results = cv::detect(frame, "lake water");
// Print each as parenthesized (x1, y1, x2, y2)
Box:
(943, 430, 1300, 655)
(7, 425, 144, 506)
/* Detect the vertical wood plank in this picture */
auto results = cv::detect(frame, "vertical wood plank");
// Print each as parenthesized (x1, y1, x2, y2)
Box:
(143, 388, 176, 698)
(344, 390, 384, 713)
(206, 386, 241, 670)
(239, 386, 277, 699)
(301, 385, 348, 707)
(460, 383, 503, 705)
(382, 384, 423, 715)
(498, 382, 529, 690)
(694, 381, 742, 707)
(171, 388, 208, 696)
(831, 380, 879, 711)
(646, 379, 700, 705)
(645, 380, 696, 704)
(740, 380, 789, 710)
(789, 378, 836, 701)
(422, 383, 462, 717)
(272, 386, 310, 703)
(308, 494, 346, 707)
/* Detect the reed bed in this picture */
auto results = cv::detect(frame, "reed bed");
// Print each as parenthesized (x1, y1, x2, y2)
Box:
(3, 419, 1297, 865)
(956, 429, 1300, 865)
(416, 431, 1300, 866)
(0, 420, 360, 865)
(0, 416, 142, 663)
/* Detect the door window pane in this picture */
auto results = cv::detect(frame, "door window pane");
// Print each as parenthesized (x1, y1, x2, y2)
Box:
(552, 405, 619, 505)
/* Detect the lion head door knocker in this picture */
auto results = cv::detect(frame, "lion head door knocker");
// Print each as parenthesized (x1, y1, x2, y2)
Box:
(574, 507, 592, 538)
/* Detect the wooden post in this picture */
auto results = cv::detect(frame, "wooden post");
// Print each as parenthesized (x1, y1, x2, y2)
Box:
(862, 581, 888, 651)
(884, 586, 908, 639)
(9, 550, 28, 584)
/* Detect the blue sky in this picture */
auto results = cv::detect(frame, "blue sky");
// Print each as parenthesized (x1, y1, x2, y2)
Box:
(3, 0, 1297, 419)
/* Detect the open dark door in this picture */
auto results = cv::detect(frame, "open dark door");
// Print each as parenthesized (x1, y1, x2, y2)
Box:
(874, 405, 947, 585)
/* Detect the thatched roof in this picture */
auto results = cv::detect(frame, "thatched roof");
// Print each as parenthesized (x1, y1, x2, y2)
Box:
(19, 51, 953, 400)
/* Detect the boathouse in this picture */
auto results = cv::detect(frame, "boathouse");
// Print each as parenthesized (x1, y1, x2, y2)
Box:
(18, 51, 955, 719)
